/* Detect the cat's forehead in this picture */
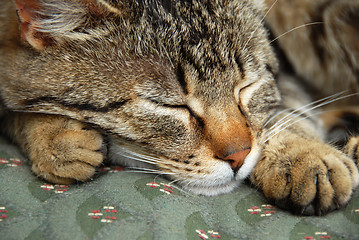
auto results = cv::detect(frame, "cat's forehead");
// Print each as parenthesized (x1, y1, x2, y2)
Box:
(55, 0, 275, 105)
(92, 0, 270, 62)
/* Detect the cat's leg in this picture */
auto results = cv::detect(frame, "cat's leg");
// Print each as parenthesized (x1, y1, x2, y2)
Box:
(250, 76, 359, 215)
(341, 108, 359, 167)
(322, 106, 359, 168)
(1, 112, 105, 184)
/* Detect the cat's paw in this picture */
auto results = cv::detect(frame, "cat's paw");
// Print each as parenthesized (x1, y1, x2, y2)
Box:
(251, 132, 359, 215)
(345, 136, 359, 167)
(28, 116, 105, 184)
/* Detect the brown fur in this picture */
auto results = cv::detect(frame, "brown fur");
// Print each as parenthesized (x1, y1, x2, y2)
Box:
(1, 113, 104, 184)
(0, 0, 358, 215)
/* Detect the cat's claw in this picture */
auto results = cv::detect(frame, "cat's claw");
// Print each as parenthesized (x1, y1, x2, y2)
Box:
(251, 132, 359, 215)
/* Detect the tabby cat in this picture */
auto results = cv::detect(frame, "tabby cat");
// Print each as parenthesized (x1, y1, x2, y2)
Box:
(0, 0, 358, 215)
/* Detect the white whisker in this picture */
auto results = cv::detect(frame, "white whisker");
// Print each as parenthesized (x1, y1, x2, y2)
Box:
(243, 0, 279, 50)
(265, 93, 359, 142)
(126, 167, 176, 176)
(121, 151, 161, 164)
(264, 111, 322, 143)
(153, 174, 164, 183)
(115, 145, 162, 164)
(266, 92, 357, 139)
(125, 156, 158, 166)
(264, 108, 293, 128)
(308, 92, 358, 108)
(125, 170, 175, 176)
(168, 179, 180, 185)
(270, 22, 323, 44)
(116, 145, 162, 163)
(125, 170, 158, 174)
(266, 91, 346, 130)
(262, 0, 280, 23)
(127, 167, 160, 172)
(115, 150, 158, 165)
(168, 180, 196, 197)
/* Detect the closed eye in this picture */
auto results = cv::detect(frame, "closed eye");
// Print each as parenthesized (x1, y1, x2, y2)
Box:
(235, 80, 256, 103)
(143, 98, 205, 129)
(163, 104, 205, 130)
(240, 81, 256, 91)
(145, 97, 188, 109)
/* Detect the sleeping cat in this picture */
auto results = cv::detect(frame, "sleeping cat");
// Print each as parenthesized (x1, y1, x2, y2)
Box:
(0, 0, 358, 215)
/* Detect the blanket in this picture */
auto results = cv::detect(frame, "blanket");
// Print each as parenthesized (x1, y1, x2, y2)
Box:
(0, 136, 358, 240)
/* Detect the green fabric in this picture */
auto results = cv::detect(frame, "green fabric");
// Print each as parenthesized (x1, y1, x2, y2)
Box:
(0, 136, 358, 240)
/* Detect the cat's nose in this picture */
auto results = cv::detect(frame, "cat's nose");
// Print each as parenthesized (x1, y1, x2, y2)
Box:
(223, 148, 251, 171)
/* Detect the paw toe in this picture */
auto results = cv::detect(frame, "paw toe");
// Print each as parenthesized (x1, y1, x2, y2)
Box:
(32, 160, 97, 184)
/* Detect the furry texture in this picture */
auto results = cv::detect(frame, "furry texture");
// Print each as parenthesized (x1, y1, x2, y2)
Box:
(0, 0, 358, 215)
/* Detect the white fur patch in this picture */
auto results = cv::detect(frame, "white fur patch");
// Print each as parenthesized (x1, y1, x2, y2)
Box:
(236, 140, 262, 181)
(187, 96, 204, 116)
(179, 161, 239, 196)
(137, 99, 190, 124)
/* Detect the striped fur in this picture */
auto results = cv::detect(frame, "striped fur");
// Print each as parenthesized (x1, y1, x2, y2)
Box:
(0, 0, 358, 215)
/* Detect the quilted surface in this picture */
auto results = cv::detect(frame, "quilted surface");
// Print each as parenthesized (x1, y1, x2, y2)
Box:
(0, 136, 359, 240)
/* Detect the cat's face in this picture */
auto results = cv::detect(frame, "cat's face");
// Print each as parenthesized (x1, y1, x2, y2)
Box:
(3, 0, 281, 195)
(107, 53, 281, 195)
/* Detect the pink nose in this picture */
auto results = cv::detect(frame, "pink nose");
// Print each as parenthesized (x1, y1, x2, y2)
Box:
(224, 148, 251, 170)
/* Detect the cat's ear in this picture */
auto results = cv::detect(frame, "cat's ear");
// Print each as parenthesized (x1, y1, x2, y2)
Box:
(326, 2, 359, 69)
(14, 0, 128, 50)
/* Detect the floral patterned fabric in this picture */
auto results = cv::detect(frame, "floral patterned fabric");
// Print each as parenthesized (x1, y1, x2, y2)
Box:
(0, 136, 358, 240)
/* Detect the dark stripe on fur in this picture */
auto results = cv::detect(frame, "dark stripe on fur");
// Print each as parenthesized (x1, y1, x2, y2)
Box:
(180, 46, 205, 80)
(176, 64, 189, 94)
(352, 143, 358, 164)
(165, 102, 205, 130)
(24, 96, 129, 112)
(188, 107, 205, 130)
(147, 98, 205, 130)
(235, 55, 245, 79)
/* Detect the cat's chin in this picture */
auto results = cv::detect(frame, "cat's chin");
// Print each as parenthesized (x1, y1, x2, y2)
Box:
(180, 149, 262, 196)
(181, 180, 241, 196)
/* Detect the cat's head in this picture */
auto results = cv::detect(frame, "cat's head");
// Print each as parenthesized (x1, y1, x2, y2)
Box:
(9, 0, 281, 195)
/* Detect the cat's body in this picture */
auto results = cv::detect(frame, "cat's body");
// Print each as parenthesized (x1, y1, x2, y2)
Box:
(0, 0, 358, 215)
(266, 0, 359, 103)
